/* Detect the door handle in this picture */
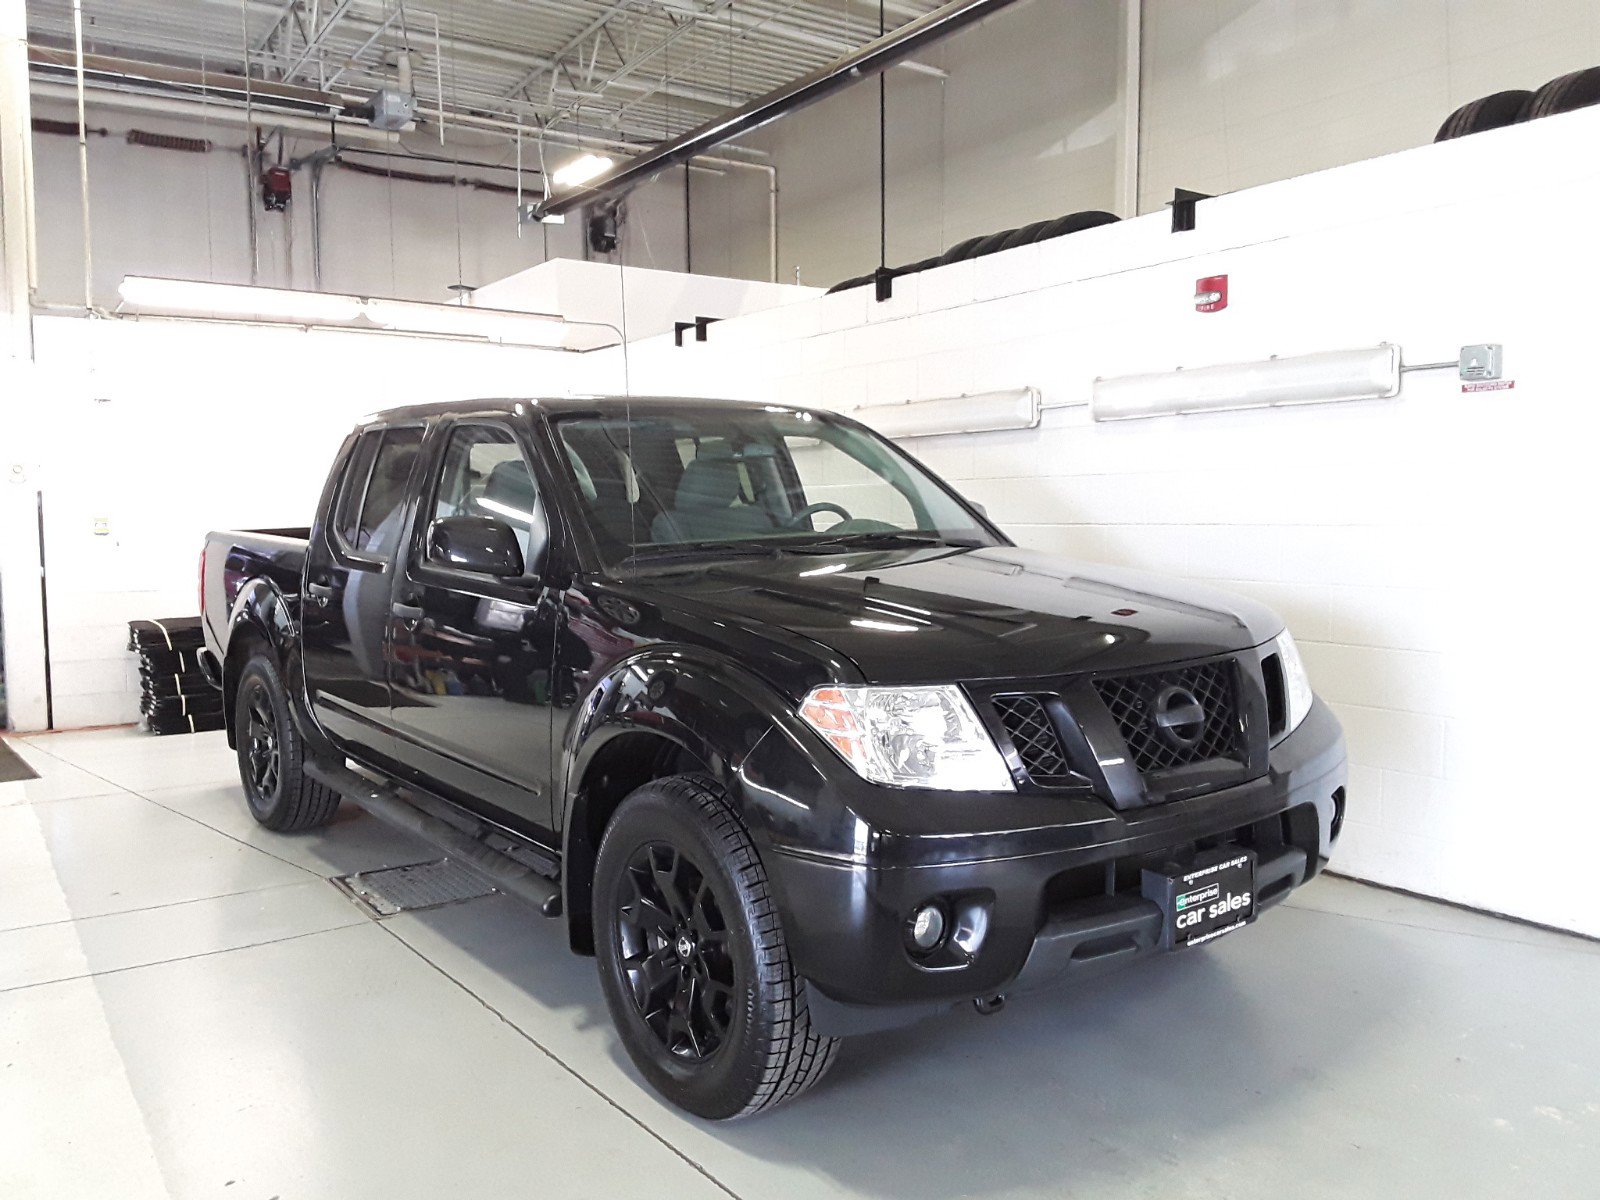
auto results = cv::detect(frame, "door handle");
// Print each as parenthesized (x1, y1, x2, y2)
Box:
(306, 581, 334, 607)
(391, 602, 425, 621)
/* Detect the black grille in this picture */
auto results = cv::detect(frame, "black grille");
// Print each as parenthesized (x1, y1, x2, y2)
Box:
(1093, 659, 1242, 774)
(993, 694, 1073, 783)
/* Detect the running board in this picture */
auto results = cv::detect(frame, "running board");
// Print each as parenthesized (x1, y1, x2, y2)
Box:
(304, 757, 562, 918)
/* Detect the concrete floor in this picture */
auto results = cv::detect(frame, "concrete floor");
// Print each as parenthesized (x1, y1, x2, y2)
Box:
(2, 728, 1597, 1200)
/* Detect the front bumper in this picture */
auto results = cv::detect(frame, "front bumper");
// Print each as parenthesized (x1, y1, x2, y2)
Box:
(754, 700, 1346, 1035)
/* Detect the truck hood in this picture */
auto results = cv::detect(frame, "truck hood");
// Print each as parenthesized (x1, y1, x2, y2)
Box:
(629, 545, 1283, 685)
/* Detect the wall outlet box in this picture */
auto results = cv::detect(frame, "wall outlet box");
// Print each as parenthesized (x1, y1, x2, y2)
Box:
(1459, 344, 1502, 380)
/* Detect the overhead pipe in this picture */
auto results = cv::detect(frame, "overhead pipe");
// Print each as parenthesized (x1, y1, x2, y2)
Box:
(528, 0, 1025, 221)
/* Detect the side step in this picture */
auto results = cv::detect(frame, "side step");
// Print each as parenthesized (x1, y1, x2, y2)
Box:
(304, 756, 562, 918)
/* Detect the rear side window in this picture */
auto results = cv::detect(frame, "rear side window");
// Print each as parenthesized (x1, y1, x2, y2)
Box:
(333, 426, 425, 559)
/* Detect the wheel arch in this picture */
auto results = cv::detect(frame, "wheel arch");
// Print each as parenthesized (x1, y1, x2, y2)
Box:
(559, 650, 789, 955)
(220, 577, 303, 750)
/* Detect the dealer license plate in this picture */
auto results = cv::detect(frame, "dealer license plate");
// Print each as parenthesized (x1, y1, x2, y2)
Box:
(1142, 845, 1258, 950)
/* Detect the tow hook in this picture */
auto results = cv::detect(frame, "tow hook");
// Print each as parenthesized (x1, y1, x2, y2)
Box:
(973, 994, 1006, 1016)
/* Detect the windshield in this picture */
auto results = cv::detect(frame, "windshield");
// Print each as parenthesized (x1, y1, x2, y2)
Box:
(554, 407, 1001, 567)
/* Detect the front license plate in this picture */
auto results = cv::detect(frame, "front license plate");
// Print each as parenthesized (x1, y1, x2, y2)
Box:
(1142, 845, 1258, 950)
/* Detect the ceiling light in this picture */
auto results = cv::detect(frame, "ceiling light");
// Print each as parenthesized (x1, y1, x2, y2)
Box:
(1091, 345, 1401, 421)
(552, 153, 614, 189)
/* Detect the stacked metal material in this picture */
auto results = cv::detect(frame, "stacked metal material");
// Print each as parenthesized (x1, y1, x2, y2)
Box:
(128, 617, 223, 735)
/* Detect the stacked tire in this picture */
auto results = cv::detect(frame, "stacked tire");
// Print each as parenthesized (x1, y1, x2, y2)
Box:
(129, 616, 223, 734)
(1435, 66, 1600, 142)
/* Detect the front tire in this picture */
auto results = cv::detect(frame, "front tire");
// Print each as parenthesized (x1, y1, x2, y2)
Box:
(234, 655, 341, 832)
(593, 774, 840, 1119)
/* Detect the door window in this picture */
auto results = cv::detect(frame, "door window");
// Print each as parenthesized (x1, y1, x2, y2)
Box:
(429, 425, 548, 575)
(332, 426, 425, 559)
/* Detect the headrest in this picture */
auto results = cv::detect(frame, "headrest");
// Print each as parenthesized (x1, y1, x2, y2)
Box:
(675, 455, 741, 511)
(485, 458, 538, 514)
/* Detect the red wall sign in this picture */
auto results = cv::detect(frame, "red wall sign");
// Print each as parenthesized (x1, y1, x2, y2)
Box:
(1195, 274, 1228, 312)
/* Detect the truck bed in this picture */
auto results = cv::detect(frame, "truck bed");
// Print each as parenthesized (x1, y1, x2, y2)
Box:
(201, 527, 310, 654)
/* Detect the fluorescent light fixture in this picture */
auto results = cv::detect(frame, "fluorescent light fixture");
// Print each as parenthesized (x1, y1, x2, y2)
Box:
(855, 387, 1040, 440)
(117, 276, 569, 348)
(1091, 345, 1401, 422)
(363, 297, 568, 348)
(118, 276, 364, 324)
(552, 153, 614, 189)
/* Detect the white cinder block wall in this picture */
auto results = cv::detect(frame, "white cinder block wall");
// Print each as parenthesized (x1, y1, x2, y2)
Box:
(614, 108, 1600, 937)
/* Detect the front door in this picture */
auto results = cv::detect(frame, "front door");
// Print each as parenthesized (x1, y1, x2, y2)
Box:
(386, 419, 560, 838)
(301, 423, 426, 762)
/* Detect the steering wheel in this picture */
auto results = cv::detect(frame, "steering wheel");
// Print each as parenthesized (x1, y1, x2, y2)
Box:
(784, 501, 853, 529)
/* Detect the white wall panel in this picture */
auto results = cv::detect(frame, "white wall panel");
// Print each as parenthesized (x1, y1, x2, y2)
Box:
(8, 316, 587, 731)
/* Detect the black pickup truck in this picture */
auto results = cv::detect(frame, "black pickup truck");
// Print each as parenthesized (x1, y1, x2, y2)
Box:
(200, 396, 1346, 1119)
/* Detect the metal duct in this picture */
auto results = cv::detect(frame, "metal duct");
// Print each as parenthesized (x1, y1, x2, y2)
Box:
(527, 0, 1026, 221)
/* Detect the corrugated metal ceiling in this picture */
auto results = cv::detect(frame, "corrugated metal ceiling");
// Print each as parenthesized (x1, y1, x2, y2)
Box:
(26, 0, 945, 147)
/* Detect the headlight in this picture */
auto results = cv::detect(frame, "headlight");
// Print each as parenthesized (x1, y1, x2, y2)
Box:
(798, 684, 1016, 792)
(1273, 630, 1314, 734)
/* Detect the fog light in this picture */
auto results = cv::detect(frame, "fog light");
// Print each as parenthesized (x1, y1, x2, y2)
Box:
(905, 902, 948, 955)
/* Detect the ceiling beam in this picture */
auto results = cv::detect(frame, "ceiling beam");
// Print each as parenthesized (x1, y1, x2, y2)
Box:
(281, 0, 356, 83)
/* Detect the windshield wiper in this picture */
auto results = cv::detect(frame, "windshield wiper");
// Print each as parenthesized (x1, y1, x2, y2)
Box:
(788, 531, 984, 552)
(621, 541, 783, 567)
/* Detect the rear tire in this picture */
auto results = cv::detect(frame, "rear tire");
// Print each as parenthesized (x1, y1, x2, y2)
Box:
(234, 655, 341, 831)
(593, 774, 840, 1119)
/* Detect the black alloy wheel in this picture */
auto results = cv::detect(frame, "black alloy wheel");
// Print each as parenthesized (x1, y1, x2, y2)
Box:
(232, 655, 341, 832)
(242, 685, 281, 799)
(616, 841, 736, 1060)
(594, 774, 840, 1119)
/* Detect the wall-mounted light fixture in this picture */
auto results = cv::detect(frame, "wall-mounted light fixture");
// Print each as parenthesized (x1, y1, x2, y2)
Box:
(116, 276, 574, 349)
(1091, 345, 1400, 422)
(855, 386, 1040, 439)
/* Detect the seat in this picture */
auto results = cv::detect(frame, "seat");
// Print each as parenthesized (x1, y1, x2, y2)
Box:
(651, 453, 774, 543)
(481, 458, 548, 573)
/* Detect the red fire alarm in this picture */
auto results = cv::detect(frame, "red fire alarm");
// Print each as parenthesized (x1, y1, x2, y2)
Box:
(1195, 274, 1228, 312)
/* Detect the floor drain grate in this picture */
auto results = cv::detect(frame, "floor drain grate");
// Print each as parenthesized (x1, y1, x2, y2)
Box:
(335, 859, 497, 916)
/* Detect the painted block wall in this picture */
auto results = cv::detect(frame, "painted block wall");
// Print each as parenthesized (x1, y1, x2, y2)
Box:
(684, 0, 1127, 288)
(1141, 0, 1600, 210)
(26, 97, 688, 309)
(686, 0, 1600, 285)
(0, 317, 619, 732)
(608, 107, 1600, 937)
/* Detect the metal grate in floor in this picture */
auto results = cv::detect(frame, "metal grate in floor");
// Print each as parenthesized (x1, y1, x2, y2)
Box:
(335, 859, 496, 917)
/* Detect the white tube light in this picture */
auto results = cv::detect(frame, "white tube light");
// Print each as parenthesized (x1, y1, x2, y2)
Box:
(362, 297, 568, 348)
(1091, 345, 1401, 422)
(855, 387, 1040, 439)
(118, 276, 364, 324)
(117, 277, 569, 348)
(552, 153, 614, 189)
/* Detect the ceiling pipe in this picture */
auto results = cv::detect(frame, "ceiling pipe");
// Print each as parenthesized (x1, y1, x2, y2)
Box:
(529, 0, 1023, 221)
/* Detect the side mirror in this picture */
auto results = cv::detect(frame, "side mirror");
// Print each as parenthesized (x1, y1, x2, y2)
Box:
(428, 516, 524, 577)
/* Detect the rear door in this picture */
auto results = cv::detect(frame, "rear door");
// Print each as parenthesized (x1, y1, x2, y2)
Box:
(385, 417, 561, 838)
(301, 422, 426, 761)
